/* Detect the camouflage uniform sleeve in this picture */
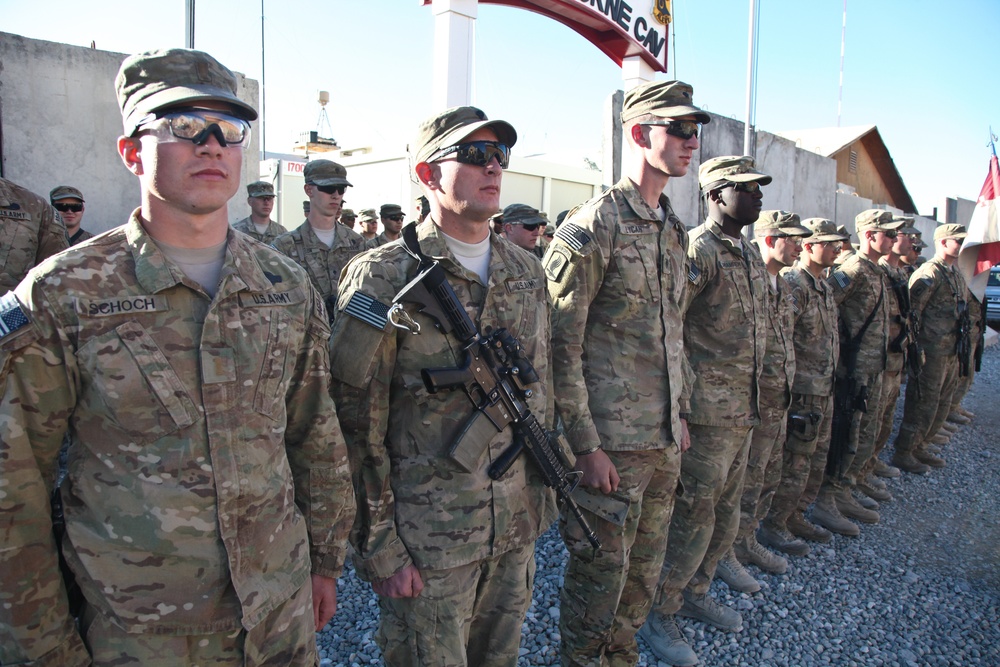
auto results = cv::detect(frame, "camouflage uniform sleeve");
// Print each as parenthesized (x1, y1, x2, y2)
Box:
(327, 258, 412, 582)
(907, 263, 937, 326)
(0, 286, 89, 666)
(36, 203, 69, 264)
(679, 238, 715, 407)
(827, 260, 858, 306)
(544, 205, 610, 454)
(283, 284, 355, 579)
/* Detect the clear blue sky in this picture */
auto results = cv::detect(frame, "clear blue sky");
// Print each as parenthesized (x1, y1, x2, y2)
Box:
(3, 0, 996, 216)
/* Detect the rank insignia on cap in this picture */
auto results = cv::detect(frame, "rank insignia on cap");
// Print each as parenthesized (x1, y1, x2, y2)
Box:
(0, 292, 30, 339)
(344, 291, 390, 330)
(554, 223, 592, 252)
(832, 271, 851, 290)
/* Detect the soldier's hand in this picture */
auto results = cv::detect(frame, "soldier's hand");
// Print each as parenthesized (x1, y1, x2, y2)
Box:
(311, 573, 338, 630)
(679, 418, 691, 453)
(576, 449, 620, 494)
(373, 563, 425, 598)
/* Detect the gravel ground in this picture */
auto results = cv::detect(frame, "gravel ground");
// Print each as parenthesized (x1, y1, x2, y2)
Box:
(318, 343, 1000, 666)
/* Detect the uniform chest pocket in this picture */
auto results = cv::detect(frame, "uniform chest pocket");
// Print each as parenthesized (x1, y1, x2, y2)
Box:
(612, 238, 658, 310)
(80, 321, 199, 442)
(253, 309, 294, 418)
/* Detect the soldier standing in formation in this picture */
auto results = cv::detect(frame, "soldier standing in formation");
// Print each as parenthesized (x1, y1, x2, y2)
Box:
(761, 218, 847, 552)
(643, 155, 770, 666)
(365, 203, 406, 248)
(892, 224, 971, 473)
(718, 210, 811, 594)
(272, 159, 366, 320)
(329, 106, 555, 667)
(501, 203, 547, 258)
(545, 80, 700, 666)
(231, 180, 288, 244)
(50, 186, 93, 245)
(340, 207, 358, 229)
(0, 48, 353, 665)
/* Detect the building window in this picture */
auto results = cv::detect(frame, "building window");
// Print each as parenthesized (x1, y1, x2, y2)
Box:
(849, 150, 858, 174)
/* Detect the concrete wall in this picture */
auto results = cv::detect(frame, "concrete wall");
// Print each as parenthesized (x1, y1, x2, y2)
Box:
(942, 196, 976, 226)
(0, 32, 259, 235)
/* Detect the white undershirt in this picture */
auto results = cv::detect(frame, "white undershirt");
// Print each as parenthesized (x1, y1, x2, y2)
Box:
(723, 231, 743, 250)
(441, 231, 491, 284)
(311, 224, 336, 248)
(253, 221, 270, 235)
(155, 239, 227, 297)
(769, 272, 778, 290)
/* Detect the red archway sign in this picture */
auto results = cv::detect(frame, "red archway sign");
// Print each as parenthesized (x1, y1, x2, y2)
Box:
(422, 0, 671, 73)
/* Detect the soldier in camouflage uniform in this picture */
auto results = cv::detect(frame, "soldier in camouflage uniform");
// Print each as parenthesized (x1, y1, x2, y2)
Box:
(814, 210, 903, 536)
(50, 185, 94, 246)
(0, 48, 354, 666)
(892, 224, 970, 473)
(232, 180, 288, 243)
(716, 211, 811, 594)
(358, 207, 379, 240)
(759, 219, 847, 552)
(644, 155, 770, 667)
(860, 217, 922, 496)
(835, 224, 857, 265)
(364, 203, 406, 248)
(502, 203, 546, 259)
(545, 80, 702, 667)
(1, 178, 68, 291)
(273, 160, 366, 319)
(340, 207, 358, 229)
(329, 106, 555, 667)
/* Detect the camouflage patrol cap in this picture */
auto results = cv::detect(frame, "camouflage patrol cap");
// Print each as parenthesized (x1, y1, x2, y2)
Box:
(413, 106, 517, 165)
(933, 223, 968, 241)
(304, 159, 352, 187)
(416, 195, 430, 216)
(50, 185, 85, 203)
(698, 155, 772, 190)
(502, 203, 546, 226)
(620, 80, 710, 124)
(116, 48, 257, 137)
(855, 209, 903, 232)
(891, 215, 919, 235)
(358, 208, 377, 223)
(340, 208, 356, 220)
(555, 210, 569, 227)
(913, 237, 928, 249)
(801, 218, 848, 242)
(380, 204, 404, 217)
(754, 210, 811, 238)
(246, 181, 275, 198)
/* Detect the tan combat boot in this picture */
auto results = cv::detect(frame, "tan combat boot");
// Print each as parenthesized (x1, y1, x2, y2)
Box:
(946, 411, 971, 425)
(787, 510, 833, 543)
(716, 547, 761, 593)
(811, 487, 861, 536)
(873, 459, 901, 479)
(914, 447, 946, 468)
(734, 533, 788, 574)
(835, 488, 880, 524)
(891, 451, 930, 475)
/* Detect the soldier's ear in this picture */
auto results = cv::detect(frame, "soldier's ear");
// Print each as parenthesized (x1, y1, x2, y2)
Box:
(630, 123, 647, 147)
(118, 136, 143, 175)
(415, 161, 438, 189)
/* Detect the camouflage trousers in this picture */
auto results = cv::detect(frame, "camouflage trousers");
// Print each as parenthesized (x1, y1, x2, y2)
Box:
(765, 392, 833, 526)
(865, 369, 902, 476)
(894, 352, 960, 454)
(560, 448, 681, 667)
(828, 370, 884, 489)
(738, 396, 788, 540)
(653, 425, 751, 616)
(378, 543, 535, 667)
(81, 577, 317, 666)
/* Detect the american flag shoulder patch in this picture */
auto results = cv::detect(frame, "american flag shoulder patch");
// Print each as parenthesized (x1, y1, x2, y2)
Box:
(554, 223, 592, 252)
(0, 292, 30, 339)
(832, 270, 851, 290)
(344, 291, 390, 330)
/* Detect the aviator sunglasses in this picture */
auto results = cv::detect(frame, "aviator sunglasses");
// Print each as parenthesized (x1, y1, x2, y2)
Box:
(429, 141, 510, 169)
(137, 108, 251, 147)
(642, 119, 701, 140)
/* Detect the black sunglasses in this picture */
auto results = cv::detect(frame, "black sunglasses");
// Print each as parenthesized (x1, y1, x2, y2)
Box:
(429, 141, 510, 169)
(53, 202, 84, 213)
(386, 214, 405, 222)
(732, 181, 761, 194)
(316, 185, 347, 196)
(521, 223, 543, 232)
(642, 119, 701, 140)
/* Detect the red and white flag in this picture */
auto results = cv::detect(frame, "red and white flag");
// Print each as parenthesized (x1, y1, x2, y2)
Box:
(958, 150, 1000, 300)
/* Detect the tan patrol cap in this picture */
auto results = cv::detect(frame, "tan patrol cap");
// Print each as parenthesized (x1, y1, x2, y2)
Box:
(246, 181, 275, 197)
(340, 208, 356, 220)
(412, 106, 517, 165)
(116, 48, 257, 137)
(50, 185, 84, 203)
(699, 155, 772, 190)
(855, 209, 904, 233)
(358, 208, 377, 223)
(802, 218, 849, 242)
(754, 210, 811, 238)
(502, 203, 546, 226)
(891, 215, 919, 235)
(933, 223, 968, 241)
(304, 160, 351, 187)
(620, 80, 710, 124)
